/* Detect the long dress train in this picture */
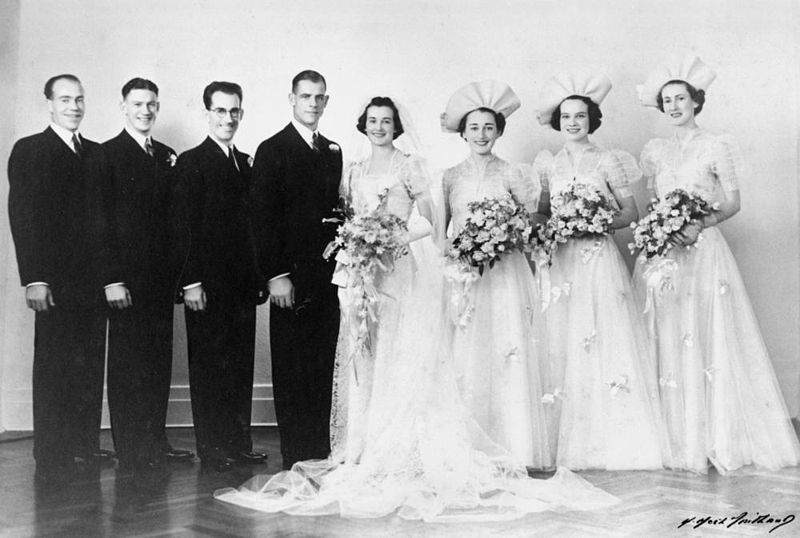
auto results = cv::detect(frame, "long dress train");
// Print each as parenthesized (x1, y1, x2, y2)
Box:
(215, 153, 619, 520)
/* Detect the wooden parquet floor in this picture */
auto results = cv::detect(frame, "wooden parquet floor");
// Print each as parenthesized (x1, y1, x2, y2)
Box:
(1, 427, 798, 537)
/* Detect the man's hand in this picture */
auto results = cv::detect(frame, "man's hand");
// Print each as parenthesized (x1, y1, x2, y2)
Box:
(269, 276, 294, 309)
(184, 285, 207, 311)
(26, 284, 54, 312)
(105, 284, 132, 309)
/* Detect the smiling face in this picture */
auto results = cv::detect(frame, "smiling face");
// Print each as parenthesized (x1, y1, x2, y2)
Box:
(206, 91, 242, 144)
(660, 82, 697, 127)
(364, 105, 396, 147)
(290, 79, 328, 130)
(462, 109, 500, 156)
(122, 88, 159, 136)
(48, 78, 85, 132)
(558, 98, 590, 143)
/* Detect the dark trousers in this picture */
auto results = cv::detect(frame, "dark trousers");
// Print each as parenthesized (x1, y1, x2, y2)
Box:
(270, 285, 339, 469)
(185, 293, 256, 461)
(32, 304, 106, 472)
(107, 297, 174, 467)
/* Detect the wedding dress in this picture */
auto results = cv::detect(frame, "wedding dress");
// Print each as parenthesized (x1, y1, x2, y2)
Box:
(215, 152, 619, 521)
(632, 129, 800, 473)
(443, 154, 551, 469)
(534, 146, 668, 470)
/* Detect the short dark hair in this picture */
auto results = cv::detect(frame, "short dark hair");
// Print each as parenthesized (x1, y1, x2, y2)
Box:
(44, 74, 81, 99)
(656, 80, 706, 116)
(356, 97, 405, 139)
(291, 70, 326, 93)
(121, 77, 159, 98)
(457, 107, 507, 136)
(549, 95, 603, 134)
(202, 81, 243, 110)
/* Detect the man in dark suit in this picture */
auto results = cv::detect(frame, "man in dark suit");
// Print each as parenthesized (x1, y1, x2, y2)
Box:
(98, 78, 194, 472)
(251, 70, 342, 469)
(7, 74, 111, 483)
(174, 81, 266, 472)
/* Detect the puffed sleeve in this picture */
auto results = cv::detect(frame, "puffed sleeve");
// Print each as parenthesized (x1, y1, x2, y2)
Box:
(639, 139, 660, 191)
(711, 134, 744, 192)
(532, 149, 554, 191)
(504, 162, 538, 212)
(600, 149, 642, 198)
(398, 154, 431, 198)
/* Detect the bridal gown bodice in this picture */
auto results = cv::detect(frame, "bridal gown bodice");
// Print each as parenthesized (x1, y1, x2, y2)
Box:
(346, 152, 427, 222)
(445, 154, 536, 231)
(640, 128, 740, 201)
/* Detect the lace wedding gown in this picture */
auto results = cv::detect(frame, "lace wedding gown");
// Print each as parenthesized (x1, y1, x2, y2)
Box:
(534, 146, 668, 470)
(443, 155, 551, 469)
(633, 130, 800, 473)
(215, 153, 619, 520)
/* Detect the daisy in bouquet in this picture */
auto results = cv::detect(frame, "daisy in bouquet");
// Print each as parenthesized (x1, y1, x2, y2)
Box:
(630, 189, 718, 314)
(444, 194, 532, 327)
(628, 189, 719, 259)
(447, 194, 533, 275)
(326, 191, 409, 367)
(548, 182, 618, 248)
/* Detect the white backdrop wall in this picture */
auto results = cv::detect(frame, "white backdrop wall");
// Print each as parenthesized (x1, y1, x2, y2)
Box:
(1, 0, 798, 430)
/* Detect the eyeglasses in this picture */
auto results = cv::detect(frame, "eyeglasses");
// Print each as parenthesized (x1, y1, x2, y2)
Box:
(210, 107, 243, 119)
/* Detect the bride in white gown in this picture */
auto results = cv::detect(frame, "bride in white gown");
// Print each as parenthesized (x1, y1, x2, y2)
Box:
(215, 96, 618, 521)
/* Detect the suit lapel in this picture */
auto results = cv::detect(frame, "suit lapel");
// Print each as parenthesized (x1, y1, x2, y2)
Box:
(45, 126, 82, 163)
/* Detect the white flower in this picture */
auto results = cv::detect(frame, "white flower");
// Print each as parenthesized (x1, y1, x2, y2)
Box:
(329, 143, 340, 152)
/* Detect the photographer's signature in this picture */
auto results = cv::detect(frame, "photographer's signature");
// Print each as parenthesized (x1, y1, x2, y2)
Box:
(679, 512, 795, 533)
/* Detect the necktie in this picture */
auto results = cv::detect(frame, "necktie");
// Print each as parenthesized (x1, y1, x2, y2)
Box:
(228, 147, 239, 171)
(311, 132, 321, 153)
(72, 133, 83, 158)
(145, 137, 154, 157)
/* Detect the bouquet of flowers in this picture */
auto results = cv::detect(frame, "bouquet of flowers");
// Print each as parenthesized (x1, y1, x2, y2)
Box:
(628, 189, 719, 259)
(548, 182, 618, 247)
(326, 192, 409, 370)
(447, 194, 533, 276)
(444, 194, 532, 328)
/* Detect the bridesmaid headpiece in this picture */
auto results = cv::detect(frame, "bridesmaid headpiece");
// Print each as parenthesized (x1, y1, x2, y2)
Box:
(535, 72, 612, 126)
(441, 80, 521, 133)
(637, 55, 716, 108)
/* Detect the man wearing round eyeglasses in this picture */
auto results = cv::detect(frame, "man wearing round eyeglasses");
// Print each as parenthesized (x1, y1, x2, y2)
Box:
(173, 81, 266, 472)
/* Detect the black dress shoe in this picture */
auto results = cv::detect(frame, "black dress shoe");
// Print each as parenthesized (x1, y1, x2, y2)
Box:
(228, 450, 268, 464)
(201, 458, 235, 473)
(163, 446, 194, 461)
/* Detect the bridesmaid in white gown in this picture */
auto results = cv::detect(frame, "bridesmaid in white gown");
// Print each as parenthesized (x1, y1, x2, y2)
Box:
(215, 96, 619, 520)
(634, 55, 800, 474)
(533, 73, 667, 470)
(441, 81, 551, 470)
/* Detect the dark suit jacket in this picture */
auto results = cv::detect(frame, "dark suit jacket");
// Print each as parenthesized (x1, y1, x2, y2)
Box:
(174, 136, 261, 303)
(98, 130, 179, 299)
(8, 126, 105, 306)
(250, 123, 342, 305)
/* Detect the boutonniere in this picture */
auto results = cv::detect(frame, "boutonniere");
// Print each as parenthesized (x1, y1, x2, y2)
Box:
(247, 156, 254, 167)
(167, 153, 177, 167)
(329, 143, 340, 152)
